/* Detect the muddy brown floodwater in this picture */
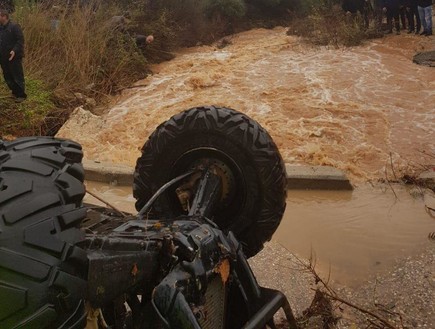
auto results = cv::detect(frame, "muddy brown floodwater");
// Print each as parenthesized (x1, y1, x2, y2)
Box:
(84, 181, 434, 288)
(58, 27, 435, 183)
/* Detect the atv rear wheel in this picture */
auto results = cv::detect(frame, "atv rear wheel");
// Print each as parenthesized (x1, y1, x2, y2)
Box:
(133, 106, 287, 257)
(0, 137, 88, 329)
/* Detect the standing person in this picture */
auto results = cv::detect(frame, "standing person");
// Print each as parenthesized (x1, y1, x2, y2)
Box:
(417, 0, 433, 35)
(382, 0, 401, 34)
(373, 0, 385, 31)
(405, 0, 421, 33)
(0, 9, 26, 102)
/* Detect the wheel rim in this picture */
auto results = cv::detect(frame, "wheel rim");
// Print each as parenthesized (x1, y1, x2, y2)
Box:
(168, 147, 247, 226)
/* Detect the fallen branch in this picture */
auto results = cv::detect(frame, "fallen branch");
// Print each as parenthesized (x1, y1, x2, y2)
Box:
(321, 290, 398, 329)
(278, 243, 403, 329)
(85, 188, 128, 218)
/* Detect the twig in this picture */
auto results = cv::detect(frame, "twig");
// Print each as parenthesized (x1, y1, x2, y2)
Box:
(279, 243, 336, 296)
(85, 188, 128, 218)
(384, 161, 399, 201)
(320, 290, 398, 329)
(389, 152, 398, 181)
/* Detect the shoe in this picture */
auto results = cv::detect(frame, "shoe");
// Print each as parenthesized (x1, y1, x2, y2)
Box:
(407, 30, 414, 34)
(420, 31, 427, 35)
(385, 30, 393, 34)
(396, 31, 400, 35)
(415, 30, 421, 34)
(15, 97, 26, 103)
(426, 31, 433, 36)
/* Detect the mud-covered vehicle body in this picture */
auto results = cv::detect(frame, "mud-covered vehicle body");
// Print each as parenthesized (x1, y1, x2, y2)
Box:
(0, 107, 297, 329)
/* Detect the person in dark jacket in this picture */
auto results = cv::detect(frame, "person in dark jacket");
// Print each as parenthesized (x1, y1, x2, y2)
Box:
(0, 9, 26, 101)
(404, 0, 421, 33)
(417, 0, 433, 35)
(382, 0, 401, 33)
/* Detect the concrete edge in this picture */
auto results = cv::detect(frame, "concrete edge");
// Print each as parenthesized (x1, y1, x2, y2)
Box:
(83, 160, 353, 190)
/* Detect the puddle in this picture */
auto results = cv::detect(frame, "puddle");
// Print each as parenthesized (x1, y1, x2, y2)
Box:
(84, 181, 434, 287)
(275, 185, 434, 287)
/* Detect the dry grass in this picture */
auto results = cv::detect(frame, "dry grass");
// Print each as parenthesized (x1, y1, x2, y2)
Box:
(15, 0, 147, 101)
(289, 2, 382, 47)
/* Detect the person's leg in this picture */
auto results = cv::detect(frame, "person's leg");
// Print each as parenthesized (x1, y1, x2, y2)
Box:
(424, 5, 432, 34)
(386, 8, 393, 32)
(399, 6, 407, 30)
(418, 6, 428, 33)
(1, 60, 18, 96)
(375, 7, 383, 31)
(9, 59, 26, 99)
(414, 5, 421, 33)
(406, 7, 414, 32)
(393, 7, 400, 32)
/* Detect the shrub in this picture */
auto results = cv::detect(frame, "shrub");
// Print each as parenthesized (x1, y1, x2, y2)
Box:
(289, 0, 371, 47)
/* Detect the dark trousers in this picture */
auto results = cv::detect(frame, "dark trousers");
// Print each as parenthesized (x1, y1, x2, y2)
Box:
(406, 4, 421, 32)
(0, 57, 26, 98)
(374, 6, 384, 30)
(386, 7, 400, 32)
(399, 6, 407, 29)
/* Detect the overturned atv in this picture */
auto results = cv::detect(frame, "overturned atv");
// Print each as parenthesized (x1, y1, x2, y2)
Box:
(0, 106, 297, 329)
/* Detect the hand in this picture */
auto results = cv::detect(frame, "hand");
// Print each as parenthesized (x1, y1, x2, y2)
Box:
(146, 35, 154, 44)
(9, 50, 15, 61)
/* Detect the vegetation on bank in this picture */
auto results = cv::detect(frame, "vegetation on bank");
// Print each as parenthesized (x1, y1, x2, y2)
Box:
(0, 0, 374, 138)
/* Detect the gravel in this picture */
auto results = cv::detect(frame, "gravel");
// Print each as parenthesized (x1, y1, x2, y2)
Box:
(250, 241, 435, 328)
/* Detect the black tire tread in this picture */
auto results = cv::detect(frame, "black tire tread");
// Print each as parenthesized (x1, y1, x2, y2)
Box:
(0, 137, 87, 329)
(134, 106, 286, 257)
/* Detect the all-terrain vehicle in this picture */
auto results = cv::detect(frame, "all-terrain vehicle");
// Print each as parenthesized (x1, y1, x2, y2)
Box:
(0, 106, 297, 329)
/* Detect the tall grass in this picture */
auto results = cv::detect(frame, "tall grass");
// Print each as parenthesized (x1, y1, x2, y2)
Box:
(14, 0, 147, 102)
